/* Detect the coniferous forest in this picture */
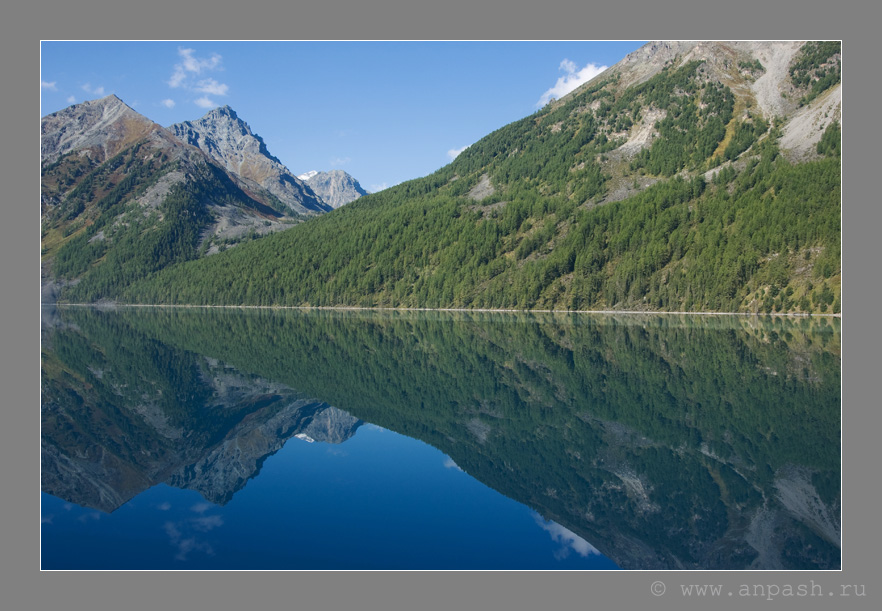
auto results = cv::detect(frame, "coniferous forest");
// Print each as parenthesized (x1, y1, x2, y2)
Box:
(44, 44, 841, 314)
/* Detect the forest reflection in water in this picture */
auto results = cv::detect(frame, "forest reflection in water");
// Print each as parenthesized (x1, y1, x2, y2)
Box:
(41, 306, 840, 569)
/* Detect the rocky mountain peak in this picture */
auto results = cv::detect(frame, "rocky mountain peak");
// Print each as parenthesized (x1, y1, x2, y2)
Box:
(299, 169, 369, 209)
(170, 107, 330, 215)
(41, 94, 164, 164)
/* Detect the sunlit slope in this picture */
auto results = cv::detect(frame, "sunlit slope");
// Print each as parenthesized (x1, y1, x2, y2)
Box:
(120, 43, 841, 313)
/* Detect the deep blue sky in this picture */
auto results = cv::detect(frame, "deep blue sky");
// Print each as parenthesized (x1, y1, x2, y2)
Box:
(41, 41, 644, 192)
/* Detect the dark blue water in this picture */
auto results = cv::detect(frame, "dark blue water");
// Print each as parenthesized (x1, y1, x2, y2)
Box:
(40, 306, 840, 570)
(41, 423, 616, 570)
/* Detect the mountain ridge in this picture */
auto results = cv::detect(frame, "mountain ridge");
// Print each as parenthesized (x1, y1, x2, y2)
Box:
(41, 96, 319, 302)
(170, 106, 331, 216)
(43, 42, 841, 314)
(118, 41, 841, 315)
(298, 169, 369, 208)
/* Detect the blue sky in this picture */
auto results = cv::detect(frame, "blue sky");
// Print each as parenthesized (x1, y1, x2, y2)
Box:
(40, 41, 645, 192)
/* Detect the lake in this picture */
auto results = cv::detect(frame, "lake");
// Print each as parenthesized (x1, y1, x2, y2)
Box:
(40, 306, 840, 570)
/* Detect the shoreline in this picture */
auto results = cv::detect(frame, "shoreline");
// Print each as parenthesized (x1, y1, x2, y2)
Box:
(42, 302, 842, 318)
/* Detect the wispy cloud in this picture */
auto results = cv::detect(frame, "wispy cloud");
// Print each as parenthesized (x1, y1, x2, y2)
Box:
(330, 156, 351, 167)
(192, 515, 224, 532)
(41, 80, 57, 91)
(533, 513, 600, 559)
(537, 59, 608, 107)
(194, 96, 217, 109)
(180, 48, 221, 74)
(164, 521, 214, 561)
(447, 145, 469, 160)
(369, 183, 388, 193)
(195, 78, 229, 96)
(168, 47, 229, 109)
(157, 502, 172, 511)
(169, 48, 222, 87)
(81, 83, 106, 97)
(443, 457, 463, 471)
(160, 98, 176, 109)
(164, 510, 224, 561)
(67, 95, 76, 104)
(77, 511, 102, 523)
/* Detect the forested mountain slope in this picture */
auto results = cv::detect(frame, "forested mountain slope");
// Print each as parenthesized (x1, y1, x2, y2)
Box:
(41, 96, 324, 303)
(74, 42, 843, 313)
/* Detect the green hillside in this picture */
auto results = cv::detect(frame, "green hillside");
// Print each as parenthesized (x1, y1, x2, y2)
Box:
(116, 57, 840, 313)
(42, 139, 291, 303)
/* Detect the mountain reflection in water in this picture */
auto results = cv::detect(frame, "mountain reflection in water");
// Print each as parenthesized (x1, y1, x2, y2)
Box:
(41, 306, 840, 569)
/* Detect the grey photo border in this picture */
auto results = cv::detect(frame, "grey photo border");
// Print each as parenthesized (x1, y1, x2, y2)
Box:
(5, 0, 876, 609)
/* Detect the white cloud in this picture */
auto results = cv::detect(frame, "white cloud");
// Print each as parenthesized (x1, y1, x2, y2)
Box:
(195, 78, 229, 96)
(192, 515, 224, 532)
(179, 48, 221, 74)
(168, 67, 187, 88)
(77, 511, 102, 523)
(369, 183, 388, 193)
(164, 520, 215, 562)
(81, 83, 106, 96)
(443, 457, 463, 471)
(537, 59, 608, 107)
(157, 502, 172, 511)
(67, 95, 76, 104)
(194, 96, 217, 109)
(168, 48, 229, 104)
(190, 502, 213, 514)
(161, 98, 176, 108)
(447, 145, 469, 160)
(533, 513, 600, 559)
(41, 80, 57, 91)
(330, 156, 351, 167)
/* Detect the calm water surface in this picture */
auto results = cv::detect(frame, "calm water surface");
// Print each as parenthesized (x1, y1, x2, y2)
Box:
(40, 306, 840, 570)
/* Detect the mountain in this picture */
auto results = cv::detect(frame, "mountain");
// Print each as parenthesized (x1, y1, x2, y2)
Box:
(297, 170, 319, 181)
(171, 106, 331, 215)
(100, 43, 843, 313)
(42, 306, 840, 568)
(297, 169, 368, 208)
(41, 306, 362, 512)
(41, 96, 324, 303)
(41, 94, 161, 168)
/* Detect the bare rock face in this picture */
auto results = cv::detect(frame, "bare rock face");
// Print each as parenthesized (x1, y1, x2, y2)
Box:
(297, 169, 369, 209)
(570, 41, 841, 164)
(301, 406, 364, 443)
(41, 94, 163, 165)
(171, 106, 331, 215)
(165, 400, 362, 505)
